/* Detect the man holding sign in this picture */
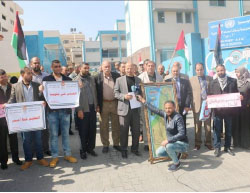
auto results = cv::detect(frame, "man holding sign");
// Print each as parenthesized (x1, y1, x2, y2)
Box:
(42, 60, 77, 168)
(8, 67, 49, 170)
(208, 64, 242, 157)
(0, 69, 22, 170)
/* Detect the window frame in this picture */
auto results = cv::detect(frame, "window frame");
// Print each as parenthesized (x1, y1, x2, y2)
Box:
(157, 11, 165, 23)
(209, 0, 226, 7)
(176, 12, 183, 23)
(185, 12, 192, 24)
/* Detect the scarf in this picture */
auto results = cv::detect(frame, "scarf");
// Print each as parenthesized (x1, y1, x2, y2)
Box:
(217, 75, 228, 91)
(236, 66, 250, 88)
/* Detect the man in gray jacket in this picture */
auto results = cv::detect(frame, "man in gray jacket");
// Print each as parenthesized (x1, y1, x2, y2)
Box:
(74, 63, 98, 160)
(114, 62, 141, 158)
(138, 61, 163, 151)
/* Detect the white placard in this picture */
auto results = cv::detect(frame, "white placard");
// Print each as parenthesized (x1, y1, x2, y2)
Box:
(128, 92, 141, 109)
(43, 81, 80, 109)
(207, 93, 241, 108)
(5, 101, 46, 134)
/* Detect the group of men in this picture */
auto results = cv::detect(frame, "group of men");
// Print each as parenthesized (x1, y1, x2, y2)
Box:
(0, 56, 238, 172)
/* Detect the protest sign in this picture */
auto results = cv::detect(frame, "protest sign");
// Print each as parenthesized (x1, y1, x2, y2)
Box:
(207, 93, 241, 108)
(5, 101, 46, 134)
(43, 81, 80, 109)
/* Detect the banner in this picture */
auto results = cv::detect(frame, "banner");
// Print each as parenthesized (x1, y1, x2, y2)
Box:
(0, 104, 5, 118)
(199, 100, 211, 121)
(207, 93, 241, 108)
(5, 101, 46, 134)
(43, 81, 80, 109)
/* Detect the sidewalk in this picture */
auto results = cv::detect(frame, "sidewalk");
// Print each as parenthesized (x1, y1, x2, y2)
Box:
(1, 114, 250, 192)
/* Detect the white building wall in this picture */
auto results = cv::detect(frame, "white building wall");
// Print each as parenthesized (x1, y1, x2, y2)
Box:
(125, 1, 151, 57)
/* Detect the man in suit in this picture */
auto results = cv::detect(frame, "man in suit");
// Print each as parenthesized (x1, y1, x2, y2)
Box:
(190, 63, 213, 150)
(74, 63, 98, 159)
(0, 69, 22, 170)
(164, 62, 189, 80)
(208, 64, 240, 157)
(8, 67, 49, 170)
(95, 61, 121, 153)
(114, 62, 142, 158)
(42, 60, 77, 167)
(165, 65, 192, 129)
(138, 61, 163, 151)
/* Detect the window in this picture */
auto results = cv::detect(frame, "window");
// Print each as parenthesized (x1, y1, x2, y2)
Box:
(112, 37, 117, 41)
(120, 35, 126, 41)
(67, 57, 70, 61)
(126, 32, 130, 41)
(1, 1, 5, 6)
(2, 27, 7, 32)
(65, 48, 70, 52)
(63, 40, 69, 44)
(10, 7, 14, 13)
(209, 0, 226, 7)
(102, 49, 118, 58)
(157, 11, 165, 23)
(10, 20, 14, 25)
(185, 12, 192, 23)
(160, 49, 174, 63)
(121, 49, 127, 57)
(88, 62, 100, 66)
(86, 48, 99, 52)
(176, 12, 183, 23)
(2, 14, 6, 20)
(76, 40, 82, 44)
(75, 54, 82, 58)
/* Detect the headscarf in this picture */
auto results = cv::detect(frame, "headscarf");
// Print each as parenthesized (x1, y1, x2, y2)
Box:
(235, 66, 250, 88)
(217, 75, 228, 90)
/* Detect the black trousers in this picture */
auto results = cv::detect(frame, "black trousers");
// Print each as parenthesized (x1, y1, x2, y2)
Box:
(77, 105, 97, 152)
(119, 108, 140, 151)
(179, 106, 187, 129)
(0, 118, 19, 164)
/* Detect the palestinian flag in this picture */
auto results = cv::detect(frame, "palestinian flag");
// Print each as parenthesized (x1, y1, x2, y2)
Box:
(214, 24, 224, 66)
(175, 30, 190, 73)
(11, 11, 28, 68)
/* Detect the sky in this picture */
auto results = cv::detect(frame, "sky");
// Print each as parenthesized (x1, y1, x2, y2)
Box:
(16, 1, 125, 39)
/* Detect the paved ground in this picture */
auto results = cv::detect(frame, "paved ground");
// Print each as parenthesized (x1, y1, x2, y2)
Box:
(1, 113, 250, 192)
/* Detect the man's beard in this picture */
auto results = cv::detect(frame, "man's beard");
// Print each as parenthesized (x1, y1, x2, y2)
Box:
(218, 73, 226, 78)
(33, 67, 40, 73)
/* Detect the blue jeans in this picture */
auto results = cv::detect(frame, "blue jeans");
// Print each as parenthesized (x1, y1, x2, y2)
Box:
(156, 141, 189, 164)
(21, 130, 43, 161)
(213, 116, 232, 149)
(48, 110, 71, 158)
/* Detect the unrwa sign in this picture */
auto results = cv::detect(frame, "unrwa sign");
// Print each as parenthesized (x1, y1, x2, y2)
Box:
(209, 15, 250, 50)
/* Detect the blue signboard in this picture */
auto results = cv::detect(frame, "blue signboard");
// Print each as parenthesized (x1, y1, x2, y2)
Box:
(208, 15, 250, 50)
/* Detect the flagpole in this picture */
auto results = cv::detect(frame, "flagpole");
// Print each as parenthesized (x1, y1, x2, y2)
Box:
(166, 49, 176, 73)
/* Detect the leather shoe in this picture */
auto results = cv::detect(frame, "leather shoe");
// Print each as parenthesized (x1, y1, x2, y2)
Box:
(1, 163, 8, 170)
(224, 148, 235, 156)
(102, 147, 109, 153)
(87, 150, 98, 157)
(144, 145, 149, 151)
(38, 159, 49, 167)
(80, 150, 87, 159)
(14, 160, 23, 165)
(64, 156, 77, 163)
(131, 150, 141, 156)
(194, 145, 200, 150)
(205, 145, 214, 150)
(49, 158, 59, 168)
(121, 151, 127, 159)
(21, 161, 32, 171)
(113, 146, 121, 152)
(214, 148, 221, 157)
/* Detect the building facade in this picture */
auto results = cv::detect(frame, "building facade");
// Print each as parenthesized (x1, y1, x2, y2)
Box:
(60, 33, 85, 65)
(125, 0, 250, 65)
(0, 0, 24, 33)
(83, 20, 127, 72)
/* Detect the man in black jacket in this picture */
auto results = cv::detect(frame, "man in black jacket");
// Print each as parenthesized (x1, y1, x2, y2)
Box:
(208, 64, 240, 157)
(165, 65, 192, 129)
(42, 60, 77, 168)
(95, 61, 121, 153)
(0, 69, 22, 170)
